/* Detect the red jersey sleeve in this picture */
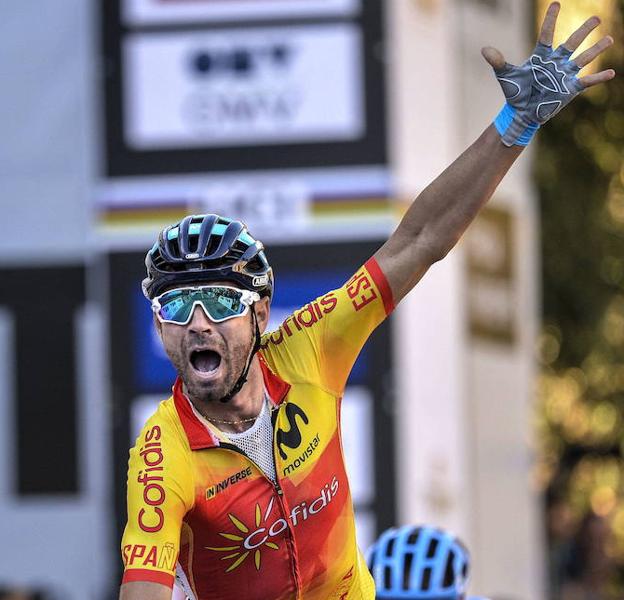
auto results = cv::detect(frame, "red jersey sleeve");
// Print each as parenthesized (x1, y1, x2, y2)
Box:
(121, 402, 194, 587)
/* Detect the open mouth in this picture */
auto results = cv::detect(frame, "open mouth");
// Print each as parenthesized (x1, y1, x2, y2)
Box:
(190, 350, 222, 375)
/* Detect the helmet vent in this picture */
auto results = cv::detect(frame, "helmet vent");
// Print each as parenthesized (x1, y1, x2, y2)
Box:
(385, 538, 395, 558)
(250, 256, 265, 273)
(153, 251, 168, 269)
(169, 237, 180, 259)
(421, 567, 432, 591)
(189, 233, 199, 254)
(407, 530, 420, 545)
(426, 538, 439, 559)
(443, 550, 456, 586)
(234, 239, 249, 256)
(383, 566, 392, 590)
(206, 235, 222, 258)
(403, 552, 413, 590)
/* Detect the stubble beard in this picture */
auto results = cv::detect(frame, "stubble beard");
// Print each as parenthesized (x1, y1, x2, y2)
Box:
(170, 334, 253, 404)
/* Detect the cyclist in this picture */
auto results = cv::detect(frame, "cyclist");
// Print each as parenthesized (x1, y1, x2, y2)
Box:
(119, 4, 615, 599)
(367, 525, 489, 600)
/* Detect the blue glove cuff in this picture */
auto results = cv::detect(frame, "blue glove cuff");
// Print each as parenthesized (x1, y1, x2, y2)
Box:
(494, 103, 540, 146)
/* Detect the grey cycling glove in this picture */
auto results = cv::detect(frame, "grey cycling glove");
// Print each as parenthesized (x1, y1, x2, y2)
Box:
(493, 42, 584, 146)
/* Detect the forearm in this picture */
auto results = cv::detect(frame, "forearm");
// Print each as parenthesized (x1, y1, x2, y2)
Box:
(376, 125, 522, 301)
(407, 124, 522, 258)
(119, 581, 172, 600)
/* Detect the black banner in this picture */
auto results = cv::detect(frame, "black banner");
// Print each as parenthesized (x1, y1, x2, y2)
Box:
(0, 265, 85, 495)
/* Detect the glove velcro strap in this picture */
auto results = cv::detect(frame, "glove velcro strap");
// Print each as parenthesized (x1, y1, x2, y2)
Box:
(494, 103, 540, 147)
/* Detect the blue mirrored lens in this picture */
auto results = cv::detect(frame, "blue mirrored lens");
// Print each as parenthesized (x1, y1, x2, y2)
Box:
(157, 287, 246, 323)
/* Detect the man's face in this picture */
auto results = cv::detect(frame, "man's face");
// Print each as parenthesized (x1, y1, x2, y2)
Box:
(154, 284, 269, 403)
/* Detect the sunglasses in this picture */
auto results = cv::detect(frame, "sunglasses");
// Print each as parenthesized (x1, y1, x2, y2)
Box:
(151, 285, 260, 325)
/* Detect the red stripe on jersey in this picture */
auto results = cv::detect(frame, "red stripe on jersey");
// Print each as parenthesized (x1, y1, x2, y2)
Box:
(365, 257, 395, 315)
(122, 568, 174, 588)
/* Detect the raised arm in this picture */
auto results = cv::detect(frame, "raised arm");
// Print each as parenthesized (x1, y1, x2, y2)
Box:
(375, 2, 615, 303)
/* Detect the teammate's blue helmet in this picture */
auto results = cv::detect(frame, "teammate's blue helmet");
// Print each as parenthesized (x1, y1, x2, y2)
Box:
(366, 525, 471, 599)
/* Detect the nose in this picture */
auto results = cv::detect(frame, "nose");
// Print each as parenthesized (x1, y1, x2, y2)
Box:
(188, 304, 214, 333)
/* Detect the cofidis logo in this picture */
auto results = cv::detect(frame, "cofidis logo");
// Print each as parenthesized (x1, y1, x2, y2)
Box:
(137, 425, 166, 533)
(205, 475, 339, 573)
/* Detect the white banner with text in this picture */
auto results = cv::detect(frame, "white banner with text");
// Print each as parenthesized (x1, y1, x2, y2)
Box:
(123, 24, 365, 150)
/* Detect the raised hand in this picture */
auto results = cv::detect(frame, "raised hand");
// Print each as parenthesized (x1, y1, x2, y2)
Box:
(482, 2, 615, 146)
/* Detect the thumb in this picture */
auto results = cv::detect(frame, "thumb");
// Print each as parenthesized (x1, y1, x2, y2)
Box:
(481, 47, 507, 72)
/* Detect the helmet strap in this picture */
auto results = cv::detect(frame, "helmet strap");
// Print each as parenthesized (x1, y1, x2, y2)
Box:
(219, 305, 261, 404)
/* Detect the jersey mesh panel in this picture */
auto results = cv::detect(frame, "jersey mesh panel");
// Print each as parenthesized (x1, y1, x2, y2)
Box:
(226, 398, 277, 484)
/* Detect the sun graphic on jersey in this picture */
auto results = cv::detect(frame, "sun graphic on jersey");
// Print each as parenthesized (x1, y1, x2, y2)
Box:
(205, 498, 280, 572)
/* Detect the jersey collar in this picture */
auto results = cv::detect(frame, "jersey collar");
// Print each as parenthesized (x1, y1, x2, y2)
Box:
(173, 352, 290, 450)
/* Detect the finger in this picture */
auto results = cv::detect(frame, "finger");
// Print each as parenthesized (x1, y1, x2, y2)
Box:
(538, 2, 560, 46)
(573, 36, 614, 69)
(481, 46, 506, 72)
(563, 16, 601, 53)
(578, 69, 616, 89)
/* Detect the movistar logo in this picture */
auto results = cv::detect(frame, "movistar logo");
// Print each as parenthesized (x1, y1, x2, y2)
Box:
(282, 433, 320, 477)
(275, 403, 308, 460)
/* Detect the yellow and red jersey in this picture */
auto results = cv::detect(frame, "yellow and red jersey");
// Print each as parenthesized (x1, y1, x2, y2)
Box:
(121, 258, 394, 599)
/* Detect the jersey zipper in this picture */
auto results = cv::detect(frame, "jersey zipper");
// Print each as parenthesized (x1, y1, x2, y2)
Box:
(269, 405, 303, 599)
(218, 443, 301, 598)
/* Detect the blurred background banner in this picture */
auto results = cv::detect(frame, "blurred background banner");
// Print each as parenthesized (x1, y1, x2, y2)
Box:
(122, 0, 361, 25)
(123, 26, 365, 149)
(100, 0, 389, 236)
(0, 0, 622, 599)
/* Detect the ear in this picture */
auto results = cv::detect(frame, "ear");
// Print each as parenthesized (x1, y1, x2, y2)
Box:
(254, 297, 271, 334)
